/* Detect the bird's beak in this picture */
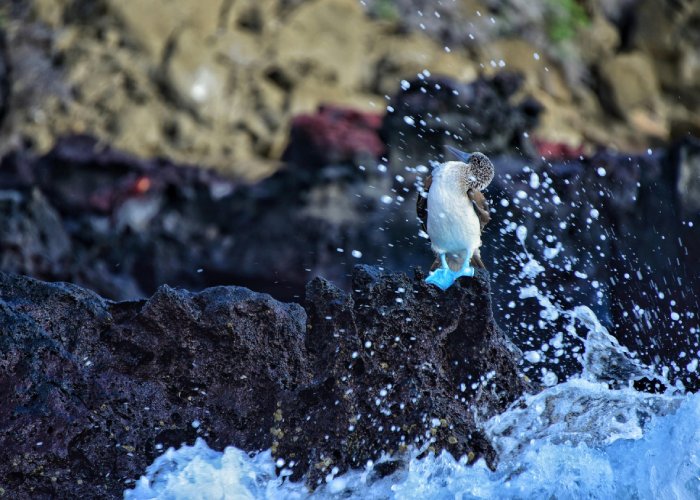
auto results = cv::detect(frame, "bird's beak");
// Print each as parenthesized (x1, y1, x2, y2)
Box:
(445, 145, 472, 163)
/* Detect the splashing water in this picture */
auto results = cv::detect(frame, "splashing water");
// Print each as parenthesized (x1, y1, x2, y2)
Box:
(126, 148, 698, 498)
(126, 382, 698, 499)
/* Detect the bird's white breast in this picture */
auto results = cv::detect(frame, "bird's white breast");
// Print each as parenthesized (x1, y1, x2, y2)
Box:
(426, 162, 481, 255)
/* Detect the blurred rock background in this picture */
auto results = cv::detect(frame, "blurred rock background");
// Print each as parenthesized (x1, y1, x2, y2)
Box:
(1, 0, 699, 177)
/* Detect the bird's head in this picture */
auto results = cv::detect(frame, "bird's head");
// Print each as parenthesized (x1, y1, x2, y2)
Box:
(445, 145, 494, 191)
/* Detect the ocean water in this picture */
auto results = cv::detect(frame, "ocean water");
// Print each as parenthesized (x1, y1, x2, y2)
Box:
(125, 381, 698, 499)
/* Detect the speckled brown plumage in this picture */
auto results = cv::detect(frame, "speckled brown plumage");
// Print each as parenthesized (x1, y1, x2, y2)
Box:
(462, 152, 495, 192)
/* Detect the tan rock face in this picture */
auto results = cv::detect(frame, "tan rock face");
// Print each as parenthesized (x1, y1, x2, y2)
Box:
(480, 39, 571, 101)
(5, 0, 483, 177)
(629, 0, 700, 138)
(31, 0, 71, 27)
(598, 52, 660, 118)
(371, 33, 477, 96)
(597, 51, 668, 142)
(108, 0, 222, 58)
(478, 39, 591, 149)
(5, 0, 700, 171)
(0, 1, 524, 170)
(160, 28, 232, 122)
(274, 0, 377, 91)
(575, 7, 619, 65)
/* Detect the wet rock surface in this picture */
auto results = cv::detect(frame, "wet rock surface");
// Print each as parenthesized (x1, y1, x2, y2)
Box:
(277, 266, 525, 485)
(0, 271, 309, 498)
(0, 265, 525, 497)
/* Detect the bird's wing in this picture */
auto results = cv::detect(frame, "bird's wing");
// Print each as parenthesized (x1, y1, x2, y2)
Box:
(467, 189, 491, 230)
(416, 173, 432, 233)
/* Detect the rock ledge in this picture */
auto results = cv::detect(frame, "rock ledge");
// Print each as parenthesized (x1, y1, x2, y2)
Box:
(0, 266, 525, 497)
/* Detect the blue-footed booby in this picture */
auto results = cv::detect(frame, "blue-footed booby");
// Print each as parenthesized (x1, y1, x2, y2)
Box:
(416, 146, 494, 290)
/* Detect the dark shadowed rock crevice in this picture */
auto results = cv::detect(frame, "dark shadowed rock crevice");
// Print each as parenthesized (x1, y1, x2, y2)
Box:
(0, 265, 526, 498)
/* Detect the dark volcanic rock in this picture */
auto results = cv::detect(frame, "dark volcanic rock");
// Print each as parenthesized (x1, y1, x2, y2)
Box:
(0, 188, 71, 278)
(0, 135, 246, 300)
(0, 266, 526, 498)
(0, 272, 309, 498)
(0, 134, 425, 301)
(276, 266, 525, 485)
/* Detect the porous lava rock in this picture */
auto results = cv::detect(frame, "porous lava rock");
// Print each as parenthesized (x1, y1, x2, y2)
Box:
(275, 265, 526, 486)
(0, 271, 309, 498)
(0, 265, 526, 497)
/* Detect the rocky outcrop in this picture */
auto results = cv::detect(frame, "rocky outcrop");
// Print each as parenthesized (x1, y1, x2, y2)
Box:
(0, 0, 480, 175)
(278, 266, 525, 485)
(0, 266, 526, 498)
(597, 51, 667, 140)
(630, 0, 700, 109)
(5, 0, 699, 174)
(0, 271, 309, 498)
(368, 0, 700, 151)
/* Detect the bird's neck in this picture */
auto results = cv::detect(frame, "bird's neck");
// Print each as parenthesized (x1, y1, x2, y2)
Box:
(433, 162, 466, 193)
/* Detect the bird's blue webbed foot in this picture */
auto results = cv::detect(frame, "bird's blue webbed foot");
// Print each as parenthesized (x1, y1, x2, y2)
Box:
(425, 253, 476, 290)
(425, 267, 457, 290)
